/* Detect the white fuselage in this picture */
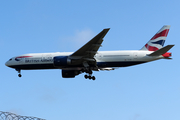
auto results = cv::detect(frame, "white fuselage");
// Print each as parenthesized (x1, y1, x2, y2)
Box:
(5, 50, 164, 70)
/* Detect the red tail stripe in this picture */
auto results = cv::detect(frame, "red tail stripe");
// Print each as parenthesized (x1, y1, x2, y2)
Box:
(145, 44, 159, 51)
(150, 29, 169, 40)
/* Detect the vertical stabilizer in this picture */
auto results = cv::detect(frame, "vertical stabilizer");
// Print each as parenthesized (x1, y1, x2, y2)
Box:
(141, 25, 170, 51)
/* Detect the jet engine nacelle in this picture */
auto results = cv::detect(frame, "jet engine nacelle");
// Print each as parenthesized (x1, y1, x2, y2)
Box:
(62, 70, 80, 78)
(53, 56, 71, 67)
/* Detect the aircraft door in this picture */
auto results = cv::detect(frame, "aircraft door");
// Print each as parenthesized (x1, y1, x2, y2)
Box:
(97, 53, 102, 60)
(42, 54, 53, 63)
(19, 58, 25, 63)
(133, 52, 138, 60)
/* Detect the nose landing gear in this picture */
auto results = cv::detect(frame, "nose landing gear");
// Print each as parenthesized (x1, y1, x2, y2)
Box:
(18, 74, 22, 77)
(16, 69, 22, 77)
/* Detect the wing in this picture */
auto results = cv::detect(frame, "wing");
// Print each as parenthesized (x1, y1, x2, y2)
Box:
(70, 28, 110, 58)
(68, 28, 110, 67)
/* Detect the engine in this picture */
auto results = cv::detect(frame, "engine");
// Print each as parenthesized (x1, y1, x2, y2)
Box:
(62, 70, 80, 78)
(53, 56, 71, 67)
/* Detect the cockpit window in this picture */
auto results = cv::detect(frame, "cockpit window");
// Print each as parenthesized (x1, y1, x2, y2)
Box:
(9, 58, 12, 61)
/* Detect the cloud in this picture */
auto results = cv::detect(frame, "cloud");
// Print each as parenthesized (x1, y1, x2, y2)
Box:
(58, 29, 95, 51)
(133, 114, 140, 120)
(128, 114, 141, 120)
(72, 29, 95, 45)
(38, 87, 67, 103)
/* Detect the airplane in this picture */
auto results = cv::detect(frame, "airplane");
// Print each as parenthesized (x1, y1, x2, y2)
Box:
(5, 25, 174, 80)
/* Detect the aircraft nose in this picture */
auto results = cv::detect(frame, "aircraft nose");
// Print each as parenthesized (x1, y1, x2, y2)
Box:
(5, 58, 13, 67)
(5, 61, 9, 66)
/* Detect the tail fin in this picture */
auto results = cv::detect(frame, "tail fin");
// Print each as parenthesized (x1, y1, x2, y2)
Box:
(141, 25, 170, 51)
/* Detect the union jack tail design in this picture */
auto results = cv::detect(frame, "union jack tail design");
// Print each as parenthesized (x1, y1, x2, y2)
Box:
(141, 25, 170, 51)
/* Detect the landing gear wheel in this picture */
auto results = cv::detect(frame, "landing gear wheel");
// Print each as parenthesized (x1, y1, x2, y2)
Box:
(92, 76, 95, 80)
(18, 74, 22, 77)
(84, 75, 88, 79)
(83, 68, 95, 80)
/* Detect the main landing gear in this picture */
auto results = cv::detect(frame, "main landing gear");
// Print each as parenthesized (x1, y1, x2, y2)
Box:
(84, 74, 95, 80)
(82, 61, 96, 80)
(84, 70, 96, 80)
(16, 69, 22, 77)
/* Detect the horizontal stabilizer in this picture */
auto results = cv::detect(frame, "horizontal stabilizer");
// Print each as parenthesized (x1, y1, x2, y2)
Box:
(148, 45, 174, 56)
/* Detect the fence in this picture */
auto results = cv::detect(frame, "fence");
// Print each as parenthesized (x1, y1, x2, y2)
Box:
(0, 111, 45, 120)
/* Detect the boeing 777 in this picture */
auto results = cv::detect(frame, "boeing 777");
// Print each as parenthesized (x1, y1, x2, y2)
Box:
(5, 25, 174, 80)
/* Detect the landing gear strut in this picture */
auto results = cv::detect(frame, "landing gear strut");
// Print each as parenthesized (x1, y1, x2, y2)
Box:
(16, 69, 22, 77)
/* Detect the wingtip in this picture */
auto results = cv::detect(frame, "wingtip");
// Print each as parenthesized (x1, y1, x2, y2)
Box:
(168, 44, 175, 47)
(103, 28, 110, 32)
(105, 28, 110, 30)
